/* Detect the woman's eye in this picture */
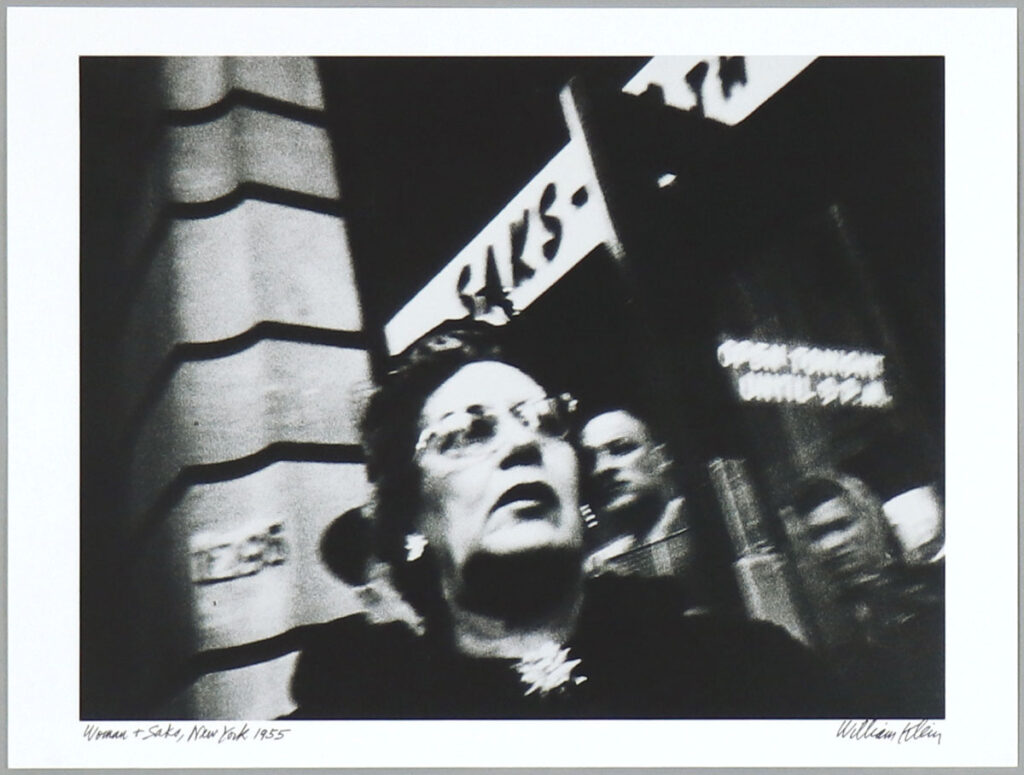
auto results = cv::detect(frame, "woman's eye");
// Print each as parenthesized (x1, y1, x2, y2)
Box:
(535, 409, 564, 436)
(435, 431, 460, 454)
(463, 415, 496, 442)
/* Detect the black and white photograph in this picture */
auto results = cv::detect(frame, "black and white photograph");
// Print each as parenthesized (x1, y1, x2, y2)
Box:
(80, 53, 947, 722)
(7, 6, 1019, 769)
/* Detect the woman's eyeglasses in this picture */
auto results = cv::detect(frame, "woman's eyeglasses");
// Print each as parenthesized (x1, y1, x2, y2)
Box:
(415, 394, 577, 460)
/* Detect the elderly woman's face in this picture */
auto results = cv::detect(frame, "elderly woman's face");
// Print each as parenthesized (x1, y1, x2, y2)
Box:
(414, 361, 583, 585)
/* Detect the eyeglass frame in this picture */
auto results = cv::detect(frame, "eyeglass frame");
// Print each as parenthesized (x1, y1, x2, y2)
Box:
(413, 393, 579, 461)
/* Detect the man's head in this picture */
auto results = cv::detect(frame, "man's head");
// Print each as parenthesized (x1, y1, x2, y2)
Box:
(580, 409, 675, 536)
(791, 475, 893, 593)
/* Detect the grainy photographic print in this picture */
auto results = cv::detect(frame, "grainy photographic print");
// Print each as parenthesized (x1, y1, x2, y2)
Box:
(81, 55, 946, 724)
(7, 6, 1018, 770)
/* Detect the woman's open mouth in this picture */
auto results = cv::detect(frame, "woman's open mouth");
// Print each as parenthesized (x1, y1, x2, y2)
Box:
(490, 481, 559, 519)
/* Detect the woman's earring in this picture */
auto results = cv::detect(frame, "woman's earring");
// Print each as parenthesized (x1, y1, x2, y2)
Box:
(579, 503, 598, 529)
(405, 533, 428, 562)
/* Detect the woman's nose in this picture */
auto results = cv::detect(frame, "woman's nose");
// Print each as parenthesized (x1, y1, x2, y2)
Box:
(497, 418, 544, 469)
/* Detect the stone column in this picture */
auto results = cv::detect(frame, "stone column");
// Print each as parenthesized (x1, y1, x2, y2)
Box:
(84, 57, 373, 719)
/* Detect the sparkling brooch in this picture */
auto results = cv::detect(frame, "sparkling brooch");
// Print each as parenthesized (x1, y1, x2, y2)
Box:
(513, 641, 588, 697)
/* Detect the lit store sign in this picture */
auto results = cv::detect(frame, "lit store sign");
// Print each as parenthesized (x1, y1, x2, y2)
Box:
(623, 56, 815, 125)
(386, 88, 622, 355)
(717, 338, 892, 408)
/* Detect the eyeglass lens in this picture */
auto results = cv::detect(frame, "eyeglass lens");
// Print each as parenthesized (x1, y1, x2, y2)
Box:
(418, 397, 571, 458)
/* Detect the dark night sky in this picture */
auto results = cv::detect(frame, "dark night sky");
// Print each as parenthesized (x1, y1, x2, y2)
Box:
(316, 57, 647, 326)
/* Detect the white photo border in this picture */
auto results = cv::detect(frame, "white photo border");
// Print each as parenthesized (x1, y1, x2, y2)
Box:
(7, 6, 1019, 768)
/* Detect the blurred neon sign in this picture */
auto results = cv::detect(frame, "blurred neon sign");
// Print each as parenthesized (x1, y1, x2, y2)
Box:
(717, 338, 892, 408)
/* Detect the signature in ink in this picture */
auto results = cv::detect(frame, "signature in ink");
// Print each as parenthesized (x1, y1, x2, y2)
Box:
(836, 719, 942, 745)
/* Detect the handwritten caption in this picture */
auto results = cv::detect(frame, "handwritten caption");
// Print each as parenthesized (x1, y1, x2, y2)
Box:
(837, 719, 942, 745)
(84, 723, 289, 744)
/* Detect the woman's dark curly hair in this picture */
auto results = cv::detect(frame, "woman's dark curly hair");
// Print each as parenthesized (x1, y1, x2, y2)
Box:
(360, 319, 516, 620)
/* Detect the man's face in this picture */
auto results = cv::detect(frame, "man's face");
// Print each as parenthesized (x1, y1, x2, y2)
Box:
(580, 411, 667, 517)
(803, 495, 889, 589)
